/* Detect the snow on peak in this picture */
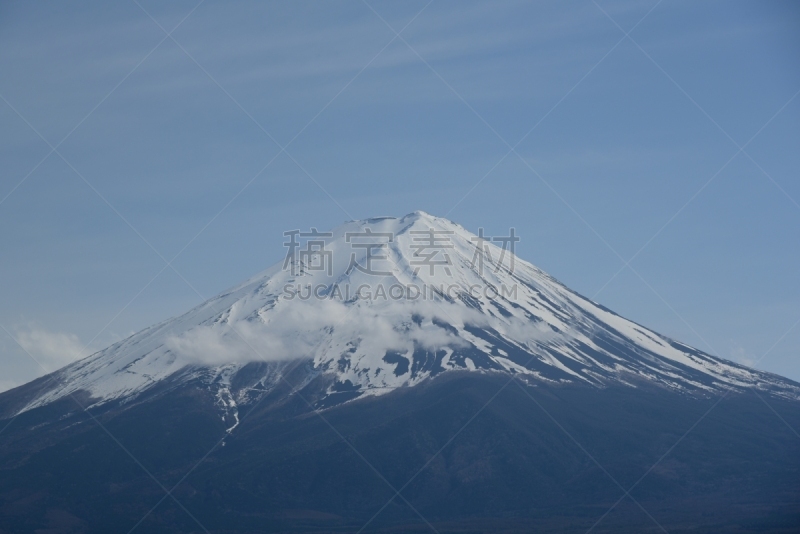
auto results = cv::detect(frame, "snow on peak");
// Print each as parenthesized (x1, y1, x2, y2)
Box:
(18, 212, 800, 413)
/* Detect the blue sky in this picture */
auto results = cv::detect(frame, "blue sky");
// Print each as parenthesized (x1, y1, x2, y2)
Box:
(1, 0, 798, 390)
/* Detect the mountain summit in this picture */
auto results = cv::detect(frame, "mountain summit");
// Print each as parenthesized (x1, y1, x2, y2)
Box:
(8, 211, 798, 420)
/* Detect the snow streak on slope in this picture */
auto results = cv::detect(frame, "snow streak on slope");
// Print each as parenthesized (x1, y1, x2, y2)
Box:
(18, 212, 800, 414)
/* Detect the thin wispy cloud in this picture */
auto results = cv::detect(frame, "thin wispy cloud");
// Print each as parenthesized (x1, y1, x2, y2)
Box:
(14, 325, 88, 373)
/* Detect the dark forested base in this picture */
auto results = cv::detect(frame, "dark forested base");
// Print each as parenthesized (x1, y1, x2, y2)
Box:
(1, 372, 798, 533)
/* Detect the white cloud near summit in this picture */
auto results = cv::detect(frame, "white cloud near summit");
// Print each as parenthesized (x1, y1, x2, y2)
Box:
(164, 298, 480, 367)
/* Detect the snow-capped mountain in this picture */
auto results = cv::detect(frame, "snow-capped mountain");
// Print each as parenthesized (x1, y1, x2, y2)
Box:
(13, 211, 799, 417)
(3, 212, 800, 534)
